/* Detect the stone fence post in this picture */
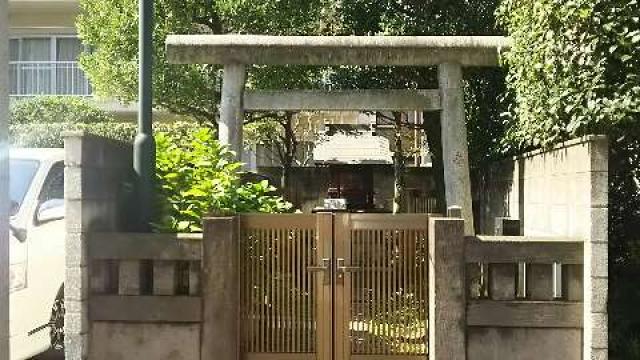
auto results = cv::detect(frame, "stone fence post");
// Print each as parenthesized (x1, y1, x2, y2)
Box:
(64, 132, 133, 360)
(429, 215, 466, 359)
(201, 216, 240, 360)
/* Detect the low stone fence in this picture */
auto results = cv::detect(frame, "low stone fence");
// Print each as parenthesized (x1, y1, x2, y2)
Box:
(86, 233, 202, 359)
(465, 233, 585, 359)
(473, 135, 608, 359)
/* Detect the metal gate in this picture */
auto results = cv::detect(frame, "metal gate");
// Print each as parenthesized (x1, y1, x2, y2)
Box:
(239, 213, 430, 360)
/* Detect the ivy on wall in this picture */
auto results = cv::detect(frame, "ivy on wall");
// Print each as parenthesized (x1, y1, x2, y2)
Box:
(497, 0, 640, 149)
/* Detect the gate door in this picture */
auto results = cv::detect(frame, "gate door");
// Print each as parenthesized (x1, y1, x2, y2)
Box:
(239, 213, 429, 360)
(333, 214, 429, 360)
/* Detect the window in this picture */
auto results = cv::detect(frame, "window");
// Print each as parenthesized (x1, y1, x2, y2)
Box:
(39, 162, 64, 204)
(9, 159, 40, 215)
(9, 36, 91, 96)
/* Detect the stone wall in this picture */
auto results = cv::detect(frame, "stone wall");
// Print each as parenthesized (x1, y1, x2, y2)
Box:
(472, 135, 609, 359)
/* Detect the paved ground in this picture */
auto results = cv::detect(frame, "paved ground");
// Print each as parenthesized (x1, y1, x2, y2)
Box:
(31, 349, 63, 359)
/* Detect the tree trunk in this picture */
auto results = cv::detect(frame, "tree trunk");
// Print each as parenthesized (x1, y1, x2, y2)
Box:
(278, 112, 297, 202)
(392, 112, 406, 214)
(423, 112, 446, 213)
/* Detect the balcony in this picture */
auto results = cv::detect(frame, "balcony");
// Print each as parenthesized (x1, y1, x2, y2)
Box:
(9, 61, 91, 97)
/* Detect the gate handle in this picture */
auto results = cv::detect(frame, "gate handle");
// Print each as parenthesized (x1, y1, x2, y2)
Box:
(336, 258, 360, 277)
(307, 258, 331, 272)
(307, 258, 331, 285)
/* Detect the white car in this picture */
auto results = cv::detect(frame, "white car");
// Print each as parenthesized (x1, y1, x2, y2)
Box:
(9, 148, 65, 359)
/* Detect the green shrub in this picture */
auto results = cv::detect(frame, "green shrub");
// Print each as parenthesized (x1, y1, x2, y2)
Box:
(10, 96, 113, 124)
(10, 121, 199, 148)
(496, 0, 640, 149)
(154, 128, 292, 233)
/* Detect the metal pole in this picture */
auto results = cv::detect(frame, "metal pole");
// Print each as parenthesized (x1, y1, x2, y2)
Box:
(0, 0, 10, 356)
(134, 0, 155, 230)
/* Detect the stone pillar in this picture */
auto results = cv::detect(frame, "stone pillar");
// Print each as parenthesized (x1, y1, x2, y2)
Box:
(201, 217, 239, 360)
(0, 0, 10, 356)
(438, 63, 474, 235)
(429, 217, 466, 359)
(219, 64, 247, 161)
(584, 136, 609, 360)
(64, 132, 133, 360)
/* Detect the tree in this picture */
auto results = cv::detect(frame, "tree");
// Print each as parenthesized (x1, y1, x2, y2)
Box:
(244, 112, 316, 192)
(77, 0, 327, 126)
(329, 0, 506, 212)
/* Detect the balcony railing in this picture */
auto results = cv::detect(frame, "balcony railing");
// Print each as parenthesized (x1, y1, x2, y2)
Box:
(9, 61, 92, 97)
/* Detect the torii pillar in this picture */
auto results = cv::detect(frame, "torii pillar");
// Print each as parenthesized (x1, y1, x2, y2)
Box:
(219, 64, 247, 160)
(439, 63, 474, 235)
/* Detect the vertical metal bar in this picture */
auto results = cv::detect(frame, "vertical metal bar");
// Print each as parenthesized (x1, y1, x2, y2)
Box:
(365, 230, 371, 354)
(553, 262, 563, 299)
(258, 228, 264, 353)
(308, 227, 313, 353)
(517, 261, 527, 299)
(422, 229, 427, 355)
(375, 229, 382, 354)
(392, 231, 398, 354)
(353, 230, 360, 355)
(403, 227, 409, 354)
(292, 229, 297, 353)
(284, 228, 289, 352)
(134, 0, 155, 230)
(411, 229, 417, 354)
(272, 227, 277, 353)
(266, 227, 271, 353)
(384, 230, 391, 355)
(302, 228, 308, 352)
(276, 228, 282, 352)
(245, 229, 250, 354)
(368, 230, 378, 354)
(0, 2, 10, 355)
(282, 228, 287, 353)
(317, 213, 333, 360)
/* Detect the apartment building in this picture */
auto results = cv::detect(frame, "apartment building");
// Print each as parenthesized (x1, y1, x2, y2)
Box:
(8, 0, 149, 119)
(9, 0, 89, 98)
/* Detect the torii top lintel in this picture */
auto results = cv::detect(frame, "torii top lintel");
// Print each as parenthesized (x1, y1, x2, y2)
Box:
(166, 35, 511, 67)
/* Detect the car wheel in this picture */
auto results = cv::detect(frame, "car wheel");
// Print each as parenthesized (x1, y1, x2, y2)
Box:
(49, 286, 65, 351)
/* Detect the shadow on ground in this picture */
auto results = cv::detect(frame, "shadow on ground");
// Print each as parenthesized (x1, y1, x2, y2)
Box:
(30, 349, 63, 359)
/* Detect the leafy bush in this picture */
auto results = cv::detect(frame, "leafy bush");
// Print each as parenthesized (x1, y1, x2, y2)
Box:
(9, 96, 201, 148)
(497, 0, 640, 149)
(10, 96, 113, 124)
(154, 128, 292, 233)
(10, 121, 199, 148)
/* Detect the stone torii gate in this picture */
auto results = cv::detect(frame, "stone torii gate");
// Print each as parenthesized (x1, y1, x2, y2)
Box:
(165, 35, 510, 235)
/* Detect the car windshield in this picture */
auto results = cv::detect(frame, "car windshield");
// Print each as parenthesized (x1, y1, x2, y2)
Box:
(9, 159, 39, 214)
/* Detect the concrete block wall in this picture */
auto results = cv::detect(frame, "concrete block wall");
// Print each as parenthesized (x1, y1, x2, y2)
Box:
(64, 132, 202, 360)
(472, 135, 609, 359)
(64, 132, 134, 359)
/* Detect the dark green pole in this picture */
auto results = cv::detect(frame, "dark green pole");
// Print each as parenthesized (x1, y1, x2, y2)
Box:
(134, 0, 155, 230)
